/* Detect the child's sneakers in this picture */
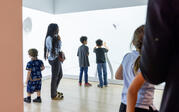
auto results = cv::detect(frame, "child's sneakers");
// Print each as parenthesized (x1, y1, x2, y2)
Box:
(33, 97, 42, 103)
(79, 82, 82, 86)
(24, 97, 31, 103)
(97, 84, 103, 88)
(24, 96, 42, 103)
(84, 83, 92, 87)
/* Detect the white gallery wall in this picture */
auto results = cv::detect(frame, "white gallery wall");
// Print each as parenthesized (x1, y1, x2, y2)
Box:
(23, 7, 55, 82)
(23, 6, 147, 82)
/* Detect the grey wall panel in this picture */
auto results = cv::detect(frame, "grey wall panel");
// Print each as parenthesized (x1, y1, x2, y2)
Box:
(54, 0, 148, 14)
(23, 0, 148, 14)
(23, 0, 54, 13)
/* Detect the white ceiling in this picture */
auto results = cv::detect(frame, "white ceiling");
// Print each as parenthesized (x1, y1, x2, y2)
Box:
(23, 0, 54, 13)
(23, 0, 148, 14)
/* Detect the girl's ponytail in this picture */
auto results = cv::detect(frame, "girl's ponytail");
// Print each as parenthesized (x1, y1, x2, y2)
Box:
(134, 56, 141, 74)
(132, 25, 144, 74)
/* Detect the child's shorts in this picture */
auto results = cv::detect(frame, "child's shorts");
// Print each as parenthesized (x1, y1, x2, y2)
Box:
(27, 79, 42, 93)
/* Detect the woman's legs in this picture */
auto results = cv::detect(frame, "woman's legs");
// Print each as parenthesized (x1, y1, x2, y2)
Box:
(56, 62, 63, 91)
(49, 59, 61, 98)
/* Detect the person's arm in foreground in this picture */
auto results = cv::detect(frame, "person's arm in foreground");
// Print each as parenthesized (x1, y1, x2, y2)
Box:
(115, 64, 123, 80)
(140, 0, 174, 84)
(127, 73, 145, 112)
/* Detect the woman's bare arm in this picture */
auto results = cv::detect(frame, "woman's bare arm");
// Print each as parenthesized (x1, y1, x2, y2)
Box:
(127, 73, 145, 112)
(115, 64, 123, 80)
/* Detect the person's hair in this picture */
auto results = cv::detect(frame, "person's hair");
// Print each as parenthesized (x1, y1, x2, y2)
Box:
(28, 48, 38, 58)
(96, 39, 103, 46)
(44, 23, 59, 60)
(132, 25, 145, 74)
(80, 36, 87, 43)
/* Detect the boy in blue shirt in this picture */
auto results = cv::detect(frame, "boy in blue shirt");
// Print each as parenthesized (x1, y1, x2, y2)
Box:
(24, 48, 45, 103)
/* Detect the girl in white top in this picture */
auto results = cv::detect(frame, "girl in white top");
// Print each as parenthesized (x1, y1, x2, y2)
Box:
(115, 25, 158, 112)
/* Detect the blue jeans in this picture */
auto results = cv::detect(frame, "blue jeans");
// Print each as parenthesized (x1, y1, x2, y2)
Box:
(97, 63, 107, 87)
(79, 67, 88, 83)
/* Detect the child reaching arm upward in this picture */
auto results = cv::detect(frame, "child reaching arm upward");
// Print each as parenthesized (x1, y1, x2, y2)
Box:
(94, 39, 108, 88)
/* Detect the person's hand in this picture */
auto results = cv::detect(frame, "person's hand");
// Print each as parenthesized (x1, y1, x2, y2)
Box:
(46, 52, 49, 58)
(25, 80, 28, 84)
(103, 42, 107, 47)
(58, 35, 61, 40)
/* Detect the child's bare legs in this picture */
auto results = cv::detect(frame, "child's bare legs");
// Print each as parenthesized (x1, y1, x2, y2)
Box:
(24, 92, 31, 103)
(27, 92, 31, 97)
(33, 91, 42, 103)
(37, 91, 41, 97)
